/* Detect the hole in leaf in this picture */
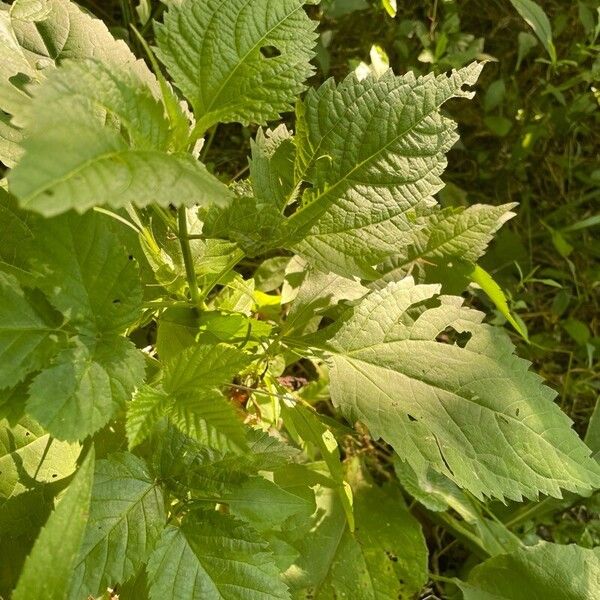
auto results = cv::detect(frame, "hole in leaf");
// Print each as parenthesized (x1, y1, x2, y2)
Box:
(515, 408, 520, 416)
(9, 72, 33, 93)
(436, 326, 472, 348)
(51, 474, 57, 478)
(260, 45, 281, 59)
(112, 298, 121, 304)
(128, 255, 134, 261)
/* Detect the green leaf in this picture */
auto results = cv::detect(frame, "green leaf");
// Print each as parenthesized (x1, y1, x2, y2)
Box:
(0, 0, 156, 158)
(164, 343, 252, 396)
(469, 264, 528, 340)
(127, 385, 171, 450)
(222, 475, 314, 532)
(147, 510, 291, 600)
(68, 453, 165, 600)
(458, 542, 600, 599)
(0, 417, 80, 500)
(155, 0, 318, 133)
(132, 343, 253, 451)
(8, 61, 230, 216)
(284, 460, 427, 599)
(27, 337, 145, 442)
(203, 126, 296, 255)
(286, 63, 483, 278)
(509, 0, 557, 63)
(322, 278, 600, 501)
(12, 446, 95, 600)
(29, 212, 142, 336)
(375, 203, 516, 284)
(168, 389, 248, 453)
(0, 272, 59, 388)
(9, 0, 51, 22)
(281, 402, 354, 530)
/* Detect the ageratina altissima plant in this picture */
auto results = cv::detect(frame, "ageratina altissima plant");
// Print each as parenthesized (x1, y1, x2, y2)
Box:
(1, 1, 599, 599)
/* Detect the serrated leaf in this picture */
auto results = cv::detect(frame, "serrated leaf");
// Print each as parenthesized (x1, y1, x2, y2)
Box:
(1, 0, 156, 159)
(168, 389, 248, 453)
(147, 510, 291, 600)
(164, 343, 252, 396)
(0, 271, 59, 388)
(284, 460, 427, 599)
(134, 343, 252, 451)
(155, 0, 318, 133)
(0, 416, 79, 500)
(12, 446, 94, 600)
(127, 385, 171, 449)
(68, 453, 165, 600)
(321, 278, 600, 501)
(203, 126, 296, 255)
(458, 541, 600, 599)
(285, 63, 483, 278)
(29, 211, 142, 335)
(8, 60, 230, 216)
(27, 337, 145, 441)
(376, 204, 516, 283)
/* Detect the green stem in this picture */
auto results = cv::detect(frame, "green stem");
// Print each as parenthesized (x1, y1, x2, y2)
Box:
(177, 207, 201, 306)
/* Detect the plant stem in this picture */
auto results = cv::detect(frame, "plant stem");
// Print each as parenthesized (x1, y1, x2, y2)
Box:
(177, 207, 201, 307)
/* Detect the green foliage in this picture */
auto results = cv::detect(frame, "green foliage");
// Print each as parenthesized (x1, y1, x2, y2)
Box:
(0, 0, 598, 598)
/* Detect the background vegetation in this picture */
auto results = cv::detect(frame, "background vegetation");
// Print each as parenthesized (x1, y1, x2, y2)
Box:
(2, 0, 599, 597)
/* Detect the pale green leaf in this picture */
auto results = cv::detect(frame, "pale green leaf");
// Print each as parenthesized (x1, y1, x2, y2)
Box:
(322, 278, 600, 501)
(509, 0, 557, 63)
(68, 453, 165, 600)
(147, 510, 291, 600)
(155, 0, 318, 133)
(10, 0, 51, 22)
(469, 264, 528, 340)
(12, 446, 95, 600)
(458, 542, 600, 599)
(283, 263, 367, 337)
(0, 416, 79, 500)
(8, 60, 230, 216)
(27, 337, 145, 442)
(286, 63, 484, 278)
(0, 272, 59, 388)
(0, 110, 22, 167)
(1, 0, 156, 157)
(375, 203, 516, 283)
(284, 460, 427, 599)
(222, 475, 314, 532)
(281, 402, 354, 530)
(203, 126, 296, 255)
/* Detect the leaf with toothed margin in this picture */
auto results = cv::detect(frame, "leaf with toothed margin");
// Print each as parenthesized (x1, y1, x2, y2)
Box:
(315, 277, 600, 501)
(155, 0, 318, 134)
(283, 63, 484, 279)
(67, 452, 165, 600)
(8, 60, 230, 216)
(146, 510, 291, 600)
